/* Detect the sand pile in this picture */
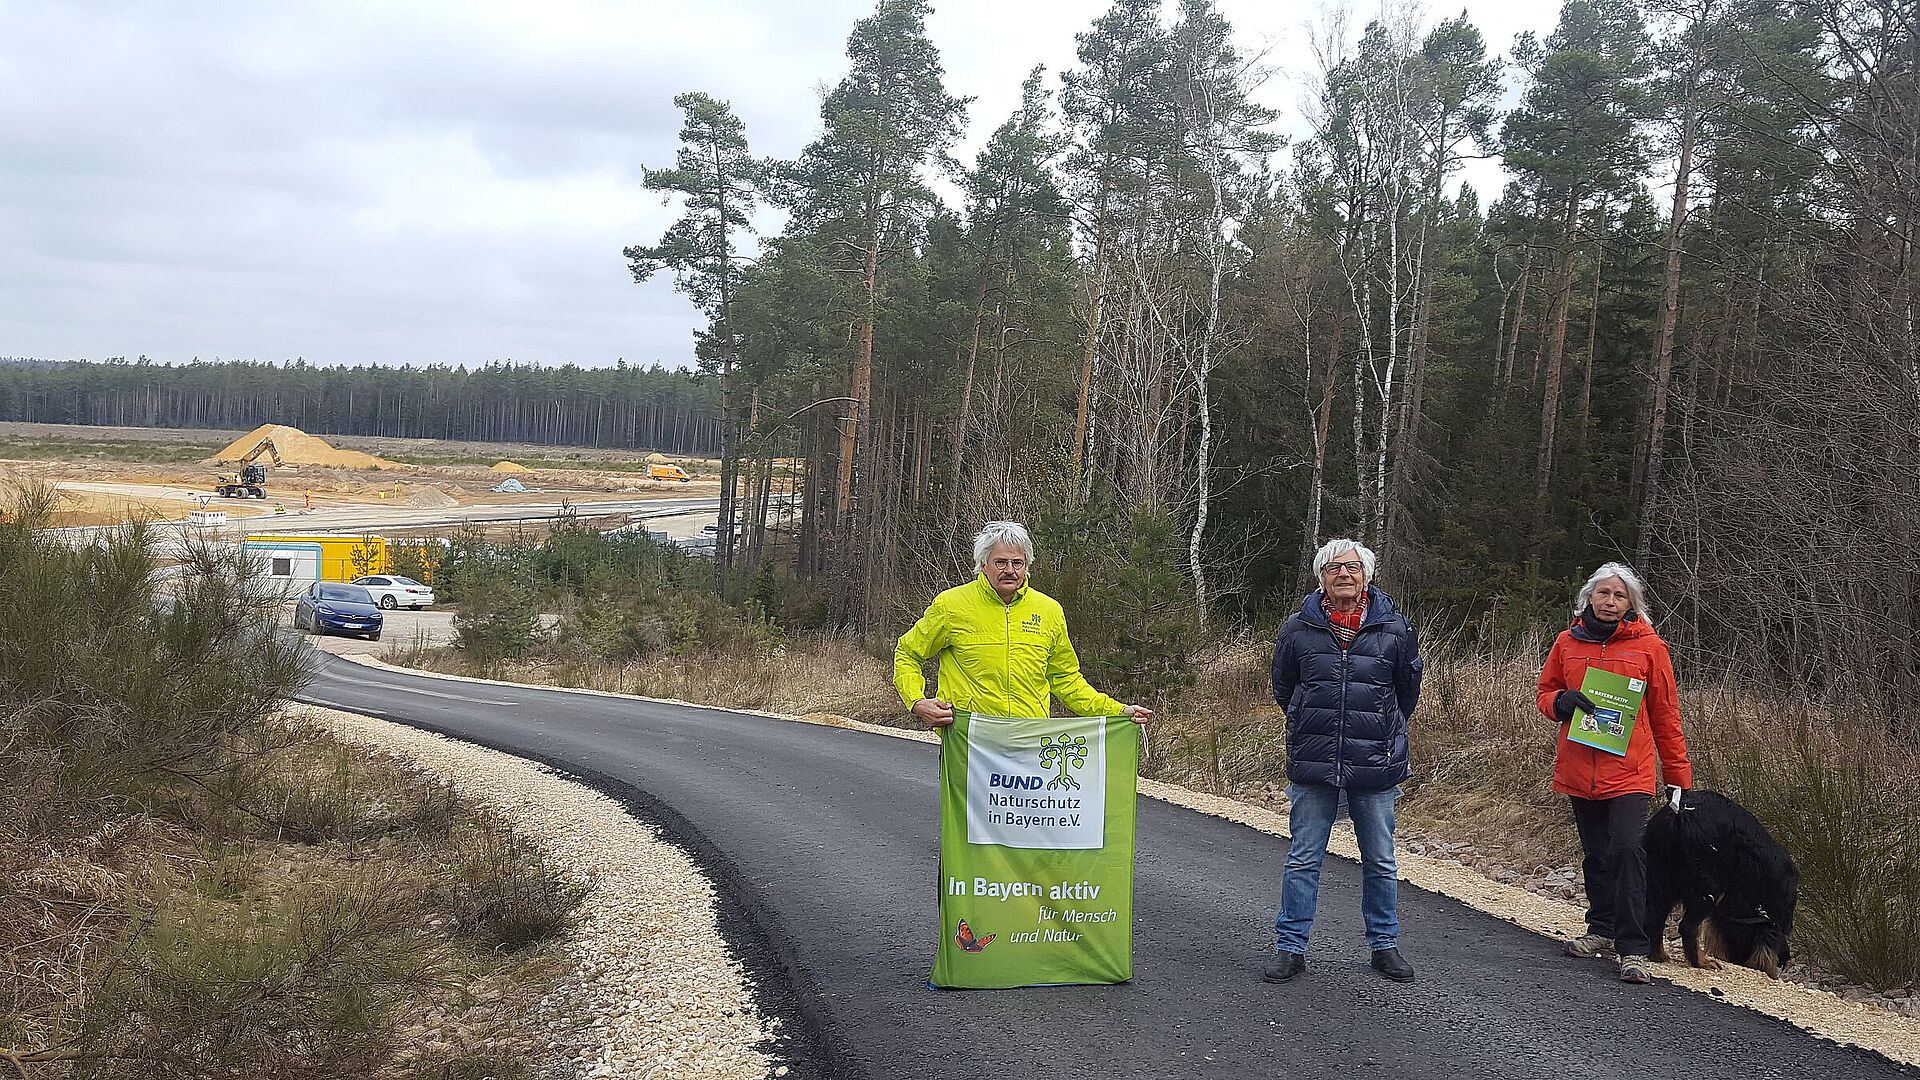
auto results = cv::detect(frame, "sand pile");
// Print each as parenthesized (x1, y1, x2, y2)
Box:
(645, 452, 669, 464)
(210, 424, 402, 470)
(489, 461, 533, 473)
(405, 487, 459, 509)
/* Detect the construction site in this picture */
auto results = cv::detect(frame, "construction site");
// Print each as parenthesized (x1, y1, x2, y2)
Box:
(0, 420, 721, 532)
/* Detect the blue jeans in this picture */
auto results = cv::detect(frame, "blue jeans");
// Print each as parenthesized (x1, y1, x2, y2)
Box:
(1274, 781, 1402, 953)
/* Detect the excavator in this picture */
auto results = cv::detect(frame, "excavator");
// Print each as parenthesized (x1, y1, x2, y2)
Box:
(213, 437, 285, 499)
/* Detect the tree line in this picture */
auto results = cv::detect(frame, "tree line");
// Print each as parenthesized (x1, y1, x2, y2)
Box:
(0, 357, 722, 455)
(633, 0, 1919, 719)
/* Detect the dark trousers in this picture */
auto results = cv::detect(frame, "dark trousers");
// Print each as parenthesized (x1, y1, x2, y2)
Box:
(1569, 793, 1652, 957)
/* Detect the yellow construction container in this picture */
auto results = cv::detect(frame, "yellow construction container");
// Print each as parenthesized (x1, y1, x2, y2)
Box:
(242, 534, 390, 584)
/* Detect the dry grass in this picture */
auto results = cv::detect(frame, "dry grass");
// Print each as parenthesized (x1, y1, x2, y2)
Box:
(396, 634, 905, 724)
(0, 722, 584, 1079)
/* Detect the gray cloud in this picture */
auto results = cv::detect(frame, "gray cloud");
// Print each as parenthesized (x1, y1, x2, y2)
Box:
(1, 0, 1549, 370)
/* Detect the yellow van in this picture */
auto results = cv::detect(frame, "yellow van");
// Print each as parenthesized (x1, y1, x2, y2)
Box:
(648, 463, 691, 483)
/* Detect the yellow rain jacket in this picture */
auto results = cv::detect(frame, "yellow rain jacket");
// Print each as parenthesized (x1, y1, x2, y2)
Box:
(893, 574, 1123, 719)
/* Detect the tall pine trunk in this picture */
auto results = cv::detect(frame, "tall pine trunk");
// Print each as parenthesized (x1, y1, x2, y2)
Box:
(1636, 63, 1700, 568)
(1529, 192, 1582, 555)
(1070, 189, 1110, 505)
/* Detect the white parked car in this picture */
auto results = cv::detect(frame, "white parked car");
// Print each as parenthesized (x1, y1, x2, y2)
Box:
(350, 574, 436, 610)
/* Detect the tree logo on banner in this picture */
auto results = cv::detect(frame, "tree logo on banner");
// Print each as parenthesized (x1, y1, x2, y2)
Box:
(1038, 734, 1088, 790)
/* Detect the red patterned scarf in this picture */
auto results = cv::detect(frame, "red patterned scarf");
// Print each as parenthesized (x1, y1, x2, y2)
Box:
(1322, 593, 1367, 649)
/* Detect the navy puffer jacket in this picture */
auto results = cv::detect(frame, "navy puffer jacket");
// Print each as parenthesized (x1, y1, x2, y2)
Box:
(1271, 587, 1423, 790)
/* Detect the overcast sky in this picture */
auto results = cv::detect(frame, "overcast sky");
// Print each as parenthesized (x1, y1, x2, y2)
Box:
(0, 0, 1554, 371)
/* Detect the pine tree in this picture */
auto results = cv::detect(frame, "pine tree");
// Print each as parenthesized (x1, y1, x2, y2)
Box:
(783, 0, 967, 620)
(1501, 0, 1651, 560)
(626, 92, 769, 592)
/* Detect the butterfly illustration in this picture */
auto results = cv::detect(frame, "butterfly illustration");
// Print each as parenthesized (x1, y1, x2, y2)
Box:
(955, 919, 996, 952)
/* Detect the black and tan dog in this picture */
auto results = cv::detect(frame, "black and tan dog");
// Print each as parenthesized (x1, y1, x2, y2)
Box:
(1642, 789, 1798, 976)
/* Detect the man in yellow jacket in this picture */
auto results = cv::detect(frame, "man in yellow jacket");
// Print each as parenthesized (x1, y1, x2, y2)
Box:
(894, 520, 1153, 726)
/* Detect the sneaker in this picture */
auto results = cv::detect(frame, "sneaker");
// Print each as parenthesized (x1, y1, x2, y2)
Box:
(1619, 955, 1653, 984)
(1564, 933, 1612, 959)
(1371, 946, 1416, 982)
(1262, 950, 1306, 983)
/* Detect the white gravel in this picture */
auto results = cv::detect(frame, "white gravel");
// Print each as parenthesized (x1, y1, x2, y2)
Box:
(319, 658, 1920, 1071)
(289, 702, 778, 1080)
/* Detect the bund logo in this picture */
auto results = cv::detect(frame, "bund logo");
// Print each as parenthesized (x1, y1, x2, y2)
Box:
(1021, 612, 1044, 633)
(1039, 734, 1089, 790)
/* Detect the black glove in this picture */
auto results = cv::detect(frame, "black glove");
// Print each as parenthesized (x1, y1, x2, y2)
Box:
(1553, 689, 1596, 724)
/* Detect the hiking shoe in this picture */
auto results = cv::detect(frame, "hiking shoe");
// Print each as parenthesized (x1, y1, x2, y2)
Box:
(1564, 933, 1613, 959)
(1619, 955, 1653, 984)
(1262, 950, 1306, 983)
(1371, 946, 1416, 982)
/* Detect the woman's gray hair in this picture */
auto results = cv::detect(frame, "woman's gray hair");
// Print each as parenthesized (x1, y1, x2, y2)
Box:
(1575, 561, 1650, 618)
(1311, 537, 1376, 579)
(973, 520, 1036, 573)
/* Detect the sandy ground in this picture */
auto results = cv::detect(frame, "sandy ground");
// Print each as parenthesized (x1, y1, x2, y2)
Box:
(0, 419, 722, 529)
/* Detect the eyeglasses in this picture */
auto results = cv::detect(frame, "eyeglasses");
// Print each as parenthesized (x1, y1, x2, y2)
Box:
(1321, 560, 1365, 576)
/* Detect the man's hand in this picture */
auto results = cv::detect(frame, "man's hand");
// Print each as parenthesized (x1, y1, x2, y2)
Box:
(912, 697, 955, 726)
(1122, 704, 1154, 723)
(1667, 785, 1687, 813)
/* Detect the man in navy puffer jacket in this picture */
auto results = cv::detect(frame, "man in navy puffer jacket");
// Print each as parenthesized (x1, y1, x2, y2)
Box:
(1262, 538, 1423, 985)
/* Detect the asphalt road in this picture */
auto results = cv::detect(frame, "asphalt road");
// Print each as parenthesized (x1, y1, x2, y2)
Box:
(297, 654, 1916, 1080)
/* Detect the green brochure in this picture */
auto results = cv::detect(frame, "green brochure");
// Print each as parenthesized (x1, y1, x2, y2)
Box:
(1567, 666, 1646, 757)
(932, 710, 1139, 989)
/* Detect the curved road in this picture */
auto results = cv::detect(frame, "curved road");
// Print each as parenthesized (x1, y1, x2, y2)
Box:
(298, 653, 1915, 1080)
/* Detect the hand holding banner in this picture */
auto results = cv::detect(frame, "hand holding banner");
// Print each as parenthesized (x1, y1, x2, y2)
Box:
(932, 710, 1139, 989)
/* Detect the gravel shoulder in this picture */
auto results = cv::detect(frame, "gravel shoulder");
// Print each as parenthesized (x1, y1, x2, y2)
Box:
(290, 702, 780, 1080)
(329, 655, 1920, 1073)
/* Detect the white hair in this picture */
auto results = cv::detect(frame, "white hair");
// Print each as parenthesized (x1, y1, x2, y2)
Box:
(973, 520, 1036, 573)
(1575, 562, 1650, 619)
(1311, 537, 1376, 580)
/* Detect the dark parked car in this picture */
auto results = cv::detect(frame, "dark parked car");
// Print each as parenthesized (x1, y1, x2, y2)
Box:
(293, 581, 384, 640)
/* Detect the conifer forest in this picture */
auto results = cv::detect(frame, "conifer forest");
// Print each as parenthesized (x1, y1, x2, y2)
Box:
(626, 0, 1918, 718)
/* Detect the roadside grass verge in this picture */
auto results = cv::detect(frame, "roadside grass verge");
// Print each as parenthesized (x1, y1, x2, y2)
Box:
(395, 620, 1917, 994)
(0, 484, 585, 1078)
(390, 632, 904, 724)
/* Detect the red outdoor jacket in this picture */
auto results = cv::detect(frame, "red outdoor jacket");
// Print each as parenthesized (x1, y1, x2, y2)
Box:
(1537, 615, 1694, 799)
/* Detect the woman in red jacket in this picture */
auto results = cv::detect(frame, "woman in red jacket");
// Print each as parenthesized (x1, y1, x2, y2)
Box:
(1536, 562, 1693, 984)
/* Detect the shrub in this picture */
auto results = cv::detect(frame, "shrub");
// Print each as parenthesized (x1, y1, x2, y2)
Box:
(445, 823, 587, 950)
(0, 483, 308, 838)
(1705, 718, 1920, 991)
(453, 575, 544, 662)
(1034, 504, 1202, 705)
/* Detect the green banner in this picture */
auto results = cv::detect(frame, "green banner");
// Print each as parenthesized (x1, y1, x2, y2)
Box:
(931, 710, 1139, 989)
(1569, 666, 1647, 757)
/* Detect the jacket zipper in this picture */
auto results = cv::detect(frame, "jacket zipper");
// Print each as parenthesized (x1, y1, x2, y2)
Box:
(1588, 642, 1607, 798)
(1003, 597, 1013, 707)
(1327, 616, 1372, 787)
